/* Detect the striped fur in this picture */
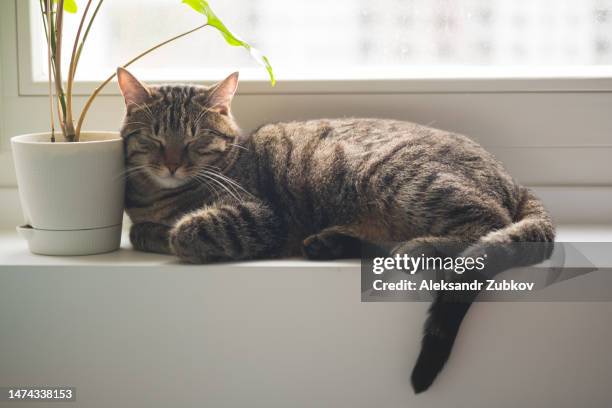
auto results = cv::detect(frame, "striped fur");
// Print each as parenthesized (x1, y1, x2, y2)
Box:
(117, 69, 555, 393)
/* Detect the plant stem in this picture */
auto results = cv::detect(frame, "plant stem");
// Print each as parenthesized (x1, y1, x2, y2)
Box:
(39, 0, 55, 141)
(75, 23, 208, 138)
(38, 0, 49, 44)
(66, 0, 94, 142)
(76, 0, 104, 69)
(45, 0, 55, 142)
(54, 0, 70, 139)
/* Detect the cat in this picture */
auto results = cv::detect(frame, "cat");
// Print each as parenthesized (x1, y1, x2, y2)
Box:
(117, 67, 555, 393)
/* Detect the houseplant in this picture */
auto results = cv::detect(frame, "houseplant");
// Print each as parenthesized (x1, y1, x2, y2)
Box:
(11, 0, 274, 255)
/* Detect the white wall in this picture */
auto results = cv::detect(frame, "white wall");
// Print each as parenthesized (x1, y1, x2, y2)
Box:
(0, 262, 611, 407)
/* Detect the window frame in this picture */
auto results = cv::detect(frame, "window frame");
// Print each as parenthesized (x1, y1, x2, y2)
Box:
(15, 0, 612, 97)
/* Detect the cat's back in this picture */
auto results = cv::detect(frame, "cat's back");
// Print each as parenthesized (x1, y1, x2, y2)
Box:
(252, 118, 424, 148)
(248, 117, 513, 197)
(249, 117, 499, 171)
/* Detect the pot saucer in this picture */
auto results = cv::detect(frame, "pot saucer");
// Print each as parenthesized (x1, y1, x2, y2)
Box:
(17, 224, 122, 256)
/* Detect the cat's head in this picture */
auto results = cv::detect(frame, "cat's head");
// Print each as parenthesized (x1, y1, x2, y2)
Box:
(117, 68, 241, 189)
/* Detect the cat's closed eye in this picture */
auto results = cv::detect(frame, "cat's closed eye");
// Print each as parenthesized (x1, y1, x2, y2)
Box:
(187, 140, 217, 155)
(141, 137, 164, 151)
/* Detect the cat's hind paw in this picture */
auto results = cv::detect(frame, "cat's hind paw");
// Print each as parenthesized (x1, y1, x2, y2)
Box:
(302, 233, 362, 260)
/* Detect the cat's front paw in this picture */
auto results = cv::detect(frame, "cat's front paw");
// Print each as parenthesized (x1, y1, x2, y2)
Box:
(130, 222, 172, 254)
(170, 213, 231, 264)
(169, 216, 208, 264)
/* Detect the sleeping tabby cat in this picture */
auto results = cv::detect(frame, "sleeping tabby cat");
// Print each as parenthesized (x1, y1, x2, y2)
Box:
(117, 67, 555, 393)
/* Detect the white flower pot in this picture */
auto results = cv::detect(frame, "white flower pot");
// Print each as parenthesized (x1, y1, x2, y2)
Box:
(11, 132, 125, 255)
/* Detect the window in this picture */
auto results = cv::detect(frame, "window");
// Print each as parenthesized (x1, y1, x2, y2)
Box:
(4, 0, 612, 191)
(26, 0, 612, 86)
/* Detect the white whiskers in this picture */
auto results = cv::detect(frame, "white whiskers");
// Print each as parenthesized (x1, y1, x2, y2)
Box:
(192, 165, 252, 202)
(114, 164, 153, 181)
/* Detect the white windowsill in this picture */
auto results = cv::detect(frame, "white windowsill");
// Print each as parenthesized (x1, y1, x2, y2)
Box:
(1, 224, 611, 267)
(0, 228, 358, 267)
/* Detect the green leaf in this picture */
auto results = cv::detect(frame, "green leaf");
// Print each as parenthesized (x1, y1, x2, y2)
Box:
(63, 0, 78, 13)
(182, 0, 275, 86)
(52, 0, 78, 13)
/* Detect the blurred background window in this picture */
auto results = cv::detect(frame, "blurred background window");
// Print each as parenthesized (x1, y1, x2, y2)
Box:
(29, 0, 612, 82)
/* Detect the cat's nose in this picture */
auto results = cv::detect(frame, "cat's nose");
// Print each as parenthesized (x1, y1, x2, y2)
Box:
(166, 163, 179, 175)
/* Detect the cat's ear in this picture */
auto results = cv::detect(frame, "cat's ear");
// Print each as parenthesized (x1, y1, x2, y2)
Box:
(117, 67, 151, 108)
(206, 72, 239, 116)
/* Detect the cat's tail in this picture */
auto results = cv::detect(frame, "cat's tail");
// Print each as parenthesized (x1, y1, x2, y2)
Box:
(410, 187, 555, 394)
